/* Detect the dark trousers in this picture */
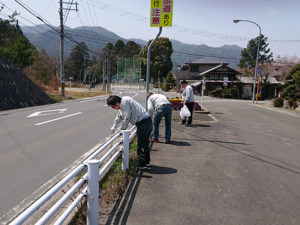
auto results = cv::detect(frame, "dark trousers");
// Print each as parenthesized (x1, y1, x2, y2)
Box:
(182, 102, 194, 124)
(136, 117, 153, 164)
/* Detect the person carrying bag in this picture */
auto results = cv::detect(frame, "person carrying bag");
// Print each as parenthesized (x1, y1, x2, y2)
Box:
(180, 80, 194, 125)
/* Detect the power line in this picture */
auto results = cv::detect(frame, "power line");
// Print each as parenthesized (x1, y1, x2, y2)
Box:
(88, 0, 300, 44)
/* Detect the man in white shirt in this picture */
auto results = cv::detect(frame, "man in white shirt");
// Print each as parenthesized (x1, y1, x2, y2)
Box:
(181, 80, 195, 125)
(107, 95, 152, 167)
(147, 92, 172, 144)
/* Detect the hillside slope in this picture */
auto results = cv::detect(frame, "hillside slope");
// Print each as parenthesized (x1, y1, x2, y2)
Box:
(0, 54, 55, 111)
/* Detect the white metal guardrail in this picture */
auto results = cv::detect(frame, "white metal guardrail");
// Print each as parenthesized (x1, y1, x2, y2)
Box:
(9, 126, 137, 225)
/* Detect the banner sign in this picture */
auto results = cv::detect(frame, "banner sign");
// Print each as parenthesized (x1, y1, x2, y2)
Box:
(150, 0, 173, 27)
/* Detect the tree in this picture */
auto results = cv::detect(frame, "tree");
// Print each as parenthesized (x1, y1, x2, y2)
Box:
(163, 72, 176, 91)
(64, 42, 89, 81)
(282, 64, 300, 100)
(138, 37, 173, 82)
(114, 39, 125, 57)
(0, 15, 36, 70)
(97, 40, 141, 83)
(238, 34, 273, 69)
(25, 50, 58, 85)
(125, 40, 141, 57)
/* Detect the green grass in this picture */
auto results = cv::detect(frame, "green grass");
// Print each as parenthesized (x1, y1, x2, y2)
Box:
(47, 90, 109, 102)
(70, 139, 138, 224)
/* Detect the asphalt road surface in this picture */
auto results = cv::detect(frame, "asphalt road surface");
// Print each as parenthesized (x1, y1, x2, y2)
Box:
(124, 98, 300, 225)
(0, 89, 146, 217)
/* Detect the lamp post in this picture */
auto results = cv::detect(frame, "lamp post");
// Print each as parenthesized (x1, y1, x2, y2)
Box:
(233, 19, 261, 103)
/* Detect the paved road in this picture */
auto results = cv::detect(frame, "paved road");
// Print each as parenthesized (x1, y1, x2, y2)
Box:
(0, 89, 146, 217)
(119, 98, 300, 225)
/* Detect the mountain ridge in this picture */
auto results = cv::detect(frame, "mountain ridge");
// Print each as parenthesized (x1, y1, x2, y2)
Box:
(21, 25, 243, 69)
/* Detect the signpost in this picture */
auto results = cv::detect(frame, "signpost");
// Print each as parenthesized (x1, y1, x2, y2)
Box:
(223, 77, 228, 87)
(69, 76, 73, 92)
(147, 0, 173, 109)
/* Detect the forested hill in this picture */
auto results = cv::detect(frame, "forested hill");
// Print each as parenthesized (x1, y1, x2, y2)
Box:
(22, 25, 242, 68)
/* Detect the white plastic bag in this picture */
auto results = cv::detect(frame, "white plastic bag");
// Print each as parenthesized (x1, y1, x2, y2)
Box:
(180, 105, 191, 120)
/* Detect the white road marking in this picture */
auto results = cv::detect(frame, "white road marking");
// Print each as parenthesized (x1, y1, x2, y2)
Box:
(35, 112, 82, 126)
(208, 113, 219, 122)
(80, 96, 107, 103)
(132, 91, 138, 98)
(27, 109, 67, 117)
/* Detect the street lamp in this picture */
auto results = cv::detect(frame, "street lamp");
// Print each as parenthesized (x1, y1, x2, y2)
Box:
(233, 19, 261, 103)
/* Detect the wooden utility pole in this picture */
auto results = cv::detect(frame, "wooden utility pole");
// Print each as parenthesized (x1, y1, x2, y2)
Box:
(59, 0, 78, 96)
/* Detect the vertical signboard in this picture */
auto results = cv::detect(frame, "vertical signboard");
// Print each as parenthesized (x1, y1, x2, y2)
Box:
(150, 0, 173, 27)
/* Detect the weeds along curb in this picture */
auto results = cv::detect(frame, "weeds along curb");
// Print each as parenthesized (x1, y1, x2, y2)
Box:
(69, 138, 139, 225)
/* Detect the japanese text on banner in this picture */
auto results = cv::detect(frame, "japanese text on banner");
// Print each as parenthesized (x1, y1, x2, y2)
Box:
(150, 0, 173, 27)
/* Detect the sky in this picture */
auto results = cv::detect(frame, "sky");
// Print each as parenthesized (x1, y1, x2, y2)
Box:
(0, 0, 300, 58)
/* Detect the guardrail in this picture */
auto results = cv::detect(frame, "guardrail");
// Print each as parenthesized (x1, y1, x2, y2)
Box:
(9, 126, 137, 225)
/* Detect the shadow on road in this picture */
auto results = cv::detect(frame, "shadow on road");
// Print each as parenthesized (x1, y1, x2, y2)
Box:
(174, 126, 300, 175)
(186, 124, 211, 127)
(105, 164, 177, 225)
(170, 140, 191, 146)
(105, 170, 142, 225)
(143, 165, 177, 175)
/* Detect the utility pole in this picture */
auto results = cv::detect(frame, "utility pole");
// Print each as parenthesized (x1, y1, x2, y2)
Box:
(59, 0, 64, 96)
(59, 0, 78, 96)
(102, 53, 106, 91)
(107, 53, 110, 93)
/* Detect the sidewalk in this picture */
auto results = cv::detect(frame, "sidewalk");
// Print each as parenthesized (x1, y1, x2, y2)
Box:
(104, 116, 219, 225)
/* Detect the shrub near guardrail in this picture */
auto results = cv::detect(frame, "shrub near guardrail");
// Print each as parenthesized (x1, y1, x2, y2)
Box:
(70, 140, 138, 225)
(274, 97, 284, 107)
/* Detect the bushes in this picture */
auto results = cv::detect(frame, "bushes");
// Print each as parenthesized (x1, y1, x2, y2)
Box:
(288, 98, 294, 108)
(211, 87, 238, 99)
(231, 87, 239, 98)
(274, 97, 284, 107)
(211, 88, 223, 98)
(293, 101, 299, 109)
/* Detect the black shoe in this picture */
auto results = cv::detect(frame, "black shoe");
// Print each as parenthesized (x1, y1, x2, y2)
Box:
(165, 139, 171, 144)
(137, 161, 146, 168)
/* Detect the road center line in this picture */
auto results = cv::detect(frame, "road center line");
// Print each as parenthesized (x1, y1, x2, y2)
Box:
(35, 112, 82, 126)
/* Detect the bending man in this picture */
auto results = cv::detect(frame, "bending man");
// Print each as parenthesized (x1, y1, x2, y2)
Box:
(147, 92, 172, 144)
(107, 95, 152, 167)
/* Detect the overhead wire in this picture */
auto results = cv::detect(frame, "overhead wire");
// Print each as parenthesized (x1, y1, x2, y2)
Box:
(89, 0, 300, 44)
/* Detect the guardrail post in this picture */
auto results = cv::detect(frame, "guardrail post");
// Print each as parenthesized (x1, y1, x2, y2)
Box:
(87, 160, 99, 225)
(122, 130, 130, 171)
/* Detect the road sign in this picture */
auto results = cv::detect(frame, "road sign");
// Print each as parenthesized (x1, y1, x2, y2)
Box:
(150, 0, 173, 27)
(223, 77, 228, 86)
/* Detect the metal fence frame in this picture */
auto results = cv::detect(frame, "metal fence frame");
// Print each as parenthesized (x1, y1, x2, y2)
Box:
(9, 126, 136, 225)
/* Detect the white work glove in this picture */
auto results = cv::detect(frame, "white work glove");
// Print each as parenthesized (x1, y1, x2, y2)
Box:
(110, 127, 116, 135)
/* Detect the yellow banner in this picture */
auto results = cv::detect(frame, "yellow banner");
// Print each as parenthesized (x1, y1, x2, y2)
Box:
(150, 0, 173, 27)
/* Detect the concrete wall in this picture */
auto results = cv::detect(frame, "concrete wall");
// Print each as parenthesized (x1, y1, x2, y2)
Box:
(0, 54, 55, 111)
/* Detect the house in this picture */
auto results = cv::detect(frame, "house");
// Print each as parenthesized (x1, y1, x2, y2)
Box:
(175, 57, 284, 99)
(175, 57, 241, 95)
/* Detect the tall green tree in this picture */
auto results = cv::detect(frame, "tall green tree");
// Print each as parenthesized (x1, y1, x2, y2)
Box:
(138, 37, 173, 81)
(97, 40, 141, 82)
(238, 34, 273, 68)
(282, 64, 300, 99)
(114, 39, 125, 57)
(125, 40, 141, 57)
(0, 15, 36, 70)
(64, 42, 89, 81)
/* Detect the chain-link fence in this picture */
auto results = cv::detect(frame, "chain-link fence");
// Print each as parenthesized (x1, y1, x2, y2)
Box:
(113, 55, 141, 84)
